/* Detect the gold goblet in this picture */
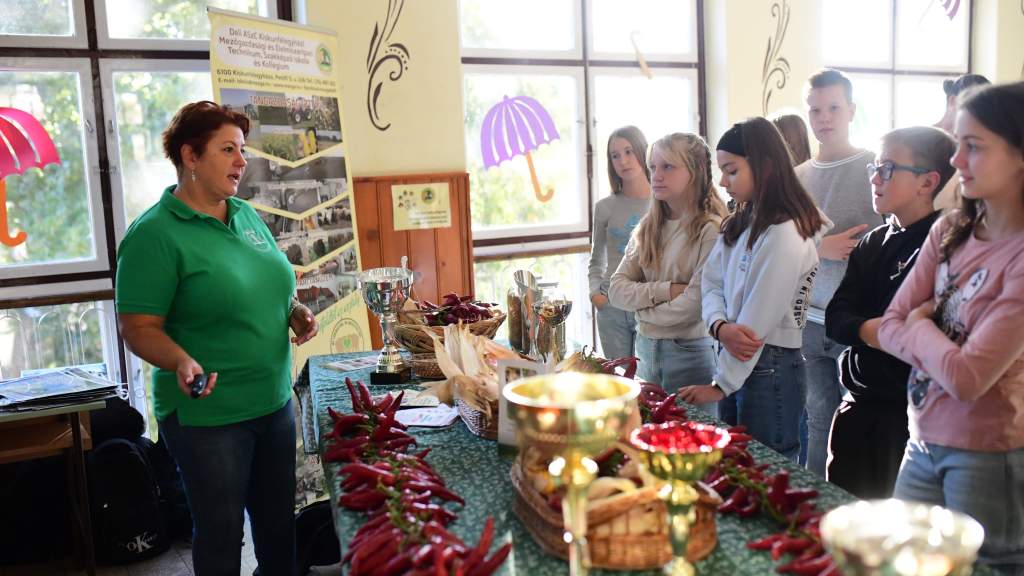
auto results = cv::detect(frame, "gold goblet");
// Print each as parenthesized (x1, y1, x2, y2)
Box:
(821, 499, 985, 576)
(503, 372, 640, 576)
(630, 421, 731, 576)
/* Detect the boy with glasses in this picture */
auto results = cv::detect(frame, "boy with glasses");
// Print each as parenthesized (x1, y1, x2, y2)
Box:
(797, 69, 885, 476)
(824, 126, 955, 498)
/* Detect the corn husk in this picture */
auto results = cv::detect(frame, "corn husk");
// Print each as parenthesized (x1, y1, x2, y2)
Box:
(419, 324, 503, 417)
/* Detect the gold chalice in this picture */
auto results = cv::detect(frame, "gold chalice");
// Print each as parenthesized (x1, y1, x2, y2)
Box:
(630, 421, 731, 576)
(503, 372, 640, 576)
(821, 499, 985, 576)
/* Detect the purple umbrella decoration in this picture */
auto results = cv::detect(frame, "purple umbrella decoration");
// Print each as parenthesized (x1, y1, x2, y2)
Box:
(480, 95, 559, 203)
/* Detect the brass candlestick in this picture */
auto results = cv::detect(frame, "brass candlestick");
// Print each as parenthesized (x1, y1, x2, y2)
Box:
(821, 499, 984, 576)
(503, 372, 639, 576)
(631, 421, 731, 576)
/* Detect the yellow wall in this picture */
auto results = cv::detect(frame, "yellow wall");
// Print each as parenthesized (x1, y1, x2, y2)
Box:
(973, 0, 1024, 83)
(304, 0, 466, 176)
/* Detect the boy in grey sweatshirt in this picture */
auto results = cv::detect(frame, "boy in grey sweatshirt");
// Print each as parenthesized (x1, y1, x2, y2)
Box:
(796, 69, 885, 476)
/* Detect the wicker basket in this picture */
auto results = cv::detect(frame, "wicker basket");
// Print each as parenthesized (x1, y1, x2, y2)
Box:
(456, 397, 498, 439)
(393, 311, 506, 354)
(510, 456, 721, 570)
(408, 354, 446, 380)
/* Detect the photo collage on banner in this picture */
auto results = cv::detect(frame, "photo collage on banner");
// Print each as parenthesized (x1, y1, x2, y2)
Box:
(209, 8, 371, 367)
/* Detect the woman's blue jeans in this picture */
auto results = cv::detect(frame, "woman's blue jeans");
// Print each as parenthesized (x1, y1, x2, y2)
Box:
(159, 398, 297, 576)
(895, 440, 1024, 575)
(595, 304, 637, 361)
(718, 345, 807, 461)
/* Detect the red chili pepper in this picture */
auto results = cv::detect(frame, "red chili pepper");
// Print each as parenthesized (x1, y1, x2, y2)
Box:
(356, 380, 374, 414)
(776, 553, 833, 575)
(768, 471, 791, 512)
(770, 536, 814, 561)
(327, 413, 369, 438)
(354, 535, 398, 574)
(466, 541, 512, 576)
(785, 489, 819, 509)
(650, 391, 681, 423)
(815, 561, 840, 576)
(719, 486, 749, 514)
(384, 436, 417, 451)
(345, 378, 362, 412)
(737, 498, 761, 518)
(339, 488, 387, 511)
(747, 533, 783, 550)
(406, 481, 465, 505)
(728, 432, 754, 444)
(378, 547, 414, 576)
(459, 516, 495, 572)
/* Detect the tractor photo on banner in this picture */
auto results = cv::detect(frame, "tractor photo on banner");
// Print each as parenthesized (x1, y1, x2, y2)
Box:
(208, 8, 371, 372)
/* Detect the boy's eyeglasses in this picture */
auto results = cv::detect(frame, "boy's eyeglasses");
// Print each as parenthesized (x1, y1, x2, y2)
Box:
(866, 161, 931, 182)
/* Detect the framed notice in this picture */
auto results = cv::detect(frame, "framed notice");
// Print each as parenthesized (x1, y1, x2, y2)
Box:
(391, 182, 451, 231)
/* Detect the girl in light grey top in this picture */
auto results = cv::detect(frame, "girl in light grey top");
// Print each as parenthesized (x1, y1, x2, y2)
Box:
(609, 133, 727, 393)
(588, 126, 650, 360)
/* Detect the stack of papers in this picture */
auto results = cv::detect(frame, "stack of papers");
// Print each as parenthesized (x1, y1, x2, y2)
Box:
(0, 367, 121, 412)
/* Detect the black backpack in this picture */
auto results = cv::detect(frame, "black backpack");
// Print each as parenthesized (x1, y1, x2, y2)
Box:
(295, 500, 339, 575)
(88, 437, 170, 564)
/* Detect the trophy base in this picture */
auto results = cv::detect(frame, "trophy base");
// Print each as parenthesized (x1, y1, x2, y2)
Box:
(370, 367, 412, 385)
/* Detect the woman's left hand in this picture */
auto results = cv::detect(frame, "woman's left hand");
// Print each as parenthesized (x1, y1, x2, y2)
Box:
(907, 299, 936, 327)
(678, 384, 725, 405)
(290, 304, 319, 345)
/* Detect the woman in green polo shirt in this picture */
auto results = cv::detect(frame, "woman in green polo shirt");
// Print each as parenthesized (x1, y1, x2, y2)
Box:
(115, 101, 318, 576)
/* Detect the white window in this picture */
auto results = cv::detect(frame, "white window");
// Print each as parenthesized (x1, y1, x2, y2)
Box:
(821, 0, 971, 148)
(0, 0, 88, 48)
(0, 58, 108, 280)
(95, 0, 277, 50)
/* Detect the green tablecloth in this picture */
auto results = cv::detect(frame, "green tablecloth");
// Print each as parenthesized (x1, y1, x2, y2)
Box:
(305, 352, 995, 575)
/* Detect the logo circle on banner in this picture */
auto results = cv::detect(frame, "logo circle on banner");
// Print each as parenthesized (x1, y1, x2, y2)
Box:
(330, 317, 365, 353)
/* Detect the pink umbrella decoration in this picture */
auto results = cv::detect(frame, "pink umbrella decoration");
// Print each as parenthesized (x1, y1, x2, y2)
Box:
(0, 107, 61, 247)
(480, 95, 559, 203)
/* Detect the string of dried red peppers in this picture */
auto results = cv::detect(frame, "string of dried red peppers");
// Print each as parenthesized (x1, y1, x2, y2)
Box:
(323, 377, 512, 576)
(705, 429, 839, 576)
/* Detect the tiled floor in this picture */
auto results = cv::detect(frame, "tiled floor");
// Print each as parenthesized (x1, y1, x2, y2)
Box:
(0, 517, 343, 576)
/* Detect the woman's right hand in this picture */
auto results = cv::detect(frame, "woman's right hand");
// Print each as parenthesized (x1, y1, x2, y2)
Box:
(176, 358, 218, 399)
(591, 293, 610, 310)
(719, 322, 763, 361)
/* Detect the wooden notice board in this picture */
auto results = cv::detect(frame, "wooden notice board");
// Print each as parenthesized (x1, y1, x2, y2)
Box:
(354, 172, 474, 349)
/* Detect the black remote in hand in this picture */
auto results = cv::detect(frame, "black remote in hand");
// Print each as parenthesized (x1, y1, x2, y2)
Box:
(190, 373, 208, 399)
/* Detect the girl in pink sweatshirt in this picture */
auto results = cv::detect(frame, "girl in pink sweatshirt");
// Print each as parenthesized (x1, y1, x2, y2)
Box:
(879, 82, 1024, 574)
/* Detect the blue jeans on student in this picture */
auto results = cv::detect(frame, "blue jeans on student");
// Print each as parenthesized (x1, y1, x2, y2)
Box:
(718, 345, 807, 461)
(636, 334, 717, 415)
(895, 440, 1024, 575)
(159, 398, 297, 576)
(801, 321, 844, 476)
(596, 304, 637, 361)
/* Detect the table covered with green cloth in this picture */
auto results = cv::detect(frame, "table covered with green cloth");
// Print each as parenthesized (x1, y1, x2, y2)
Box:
(305, 352, 995, 575)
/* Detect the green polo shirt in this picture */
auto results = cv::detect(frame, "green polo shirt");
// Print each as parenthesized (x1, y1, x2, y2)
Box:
(116, 186, 295, 427)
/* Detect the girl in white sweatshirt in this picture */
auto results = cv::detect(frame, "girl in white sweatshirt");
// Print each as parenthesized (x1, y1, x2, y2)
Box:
(609, 133, 728, 394)
(679, 118, 830, 460)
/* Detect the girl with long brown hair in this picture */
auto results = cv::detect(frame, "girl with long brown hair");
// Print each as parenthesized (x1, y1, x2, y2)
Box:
(608, 133, 727, 396)
(879, 82, 1024, 573)
(679, 118, 829, 461)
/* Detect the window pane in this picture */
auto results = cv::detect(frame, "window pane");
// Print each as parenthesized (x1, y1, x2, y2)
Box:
(106, 0, 268, 41)
(111, 70, 213, 225)
(0, 301, 117, 380)
(895, 0, 968, 71)
(894, 76, 946, 130)
(592, 72, 697, 201)
(821, 0, 891, 67)
(848, 74, 893, 150)
(460, 0, 575, 52)
(591, 0, 694, 58)
(464, 72, 584, 235)
(0, 0, 73, 36)
(473, 252, 593, 351)
(0, 69, 96, 267)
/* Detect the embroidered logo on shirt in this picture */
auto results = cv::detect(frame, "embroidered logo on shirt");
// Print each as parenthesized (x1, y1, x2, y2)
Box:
(909, 265, 987, 408)
(244, 229, 272, 252)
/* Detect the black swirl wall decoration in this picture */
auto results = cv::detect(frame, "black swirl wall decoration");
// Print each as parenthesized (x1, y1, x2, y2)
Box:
(366, 0, 410, 132)
(761, 0, 792, 115)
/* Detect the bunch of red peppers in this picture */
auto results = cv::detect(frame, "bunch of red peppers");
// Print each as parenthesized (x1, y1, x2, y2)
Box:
(704, 428, 840, 576)
(323, 377, 512, 575)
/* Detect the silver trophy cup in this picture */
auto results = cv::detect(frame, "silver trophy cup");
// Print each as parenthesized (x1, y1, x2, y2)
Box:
(357, 266, 414, 384)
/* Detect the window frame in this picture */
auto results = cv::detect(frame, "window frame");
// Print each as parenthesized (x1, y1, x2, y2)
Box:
(0, 0, 88, 49)
(0, 56, 109, 281)
(462, 62, 590, 243)
(94, 0, 279, 51)
(458, 0, 583, 60)
(99, 57, 214, 242)
(584, 0, 699, 63)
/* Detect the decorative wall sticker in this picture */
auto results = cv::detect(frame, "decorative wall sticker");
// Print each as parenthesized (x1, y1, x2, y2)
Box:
(480, 95, 560, 203)
(761, 0, 791, 115)
(941, 0, 961, 19)
(0, 108, 61, 248)
(366, 0, 410, 132)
